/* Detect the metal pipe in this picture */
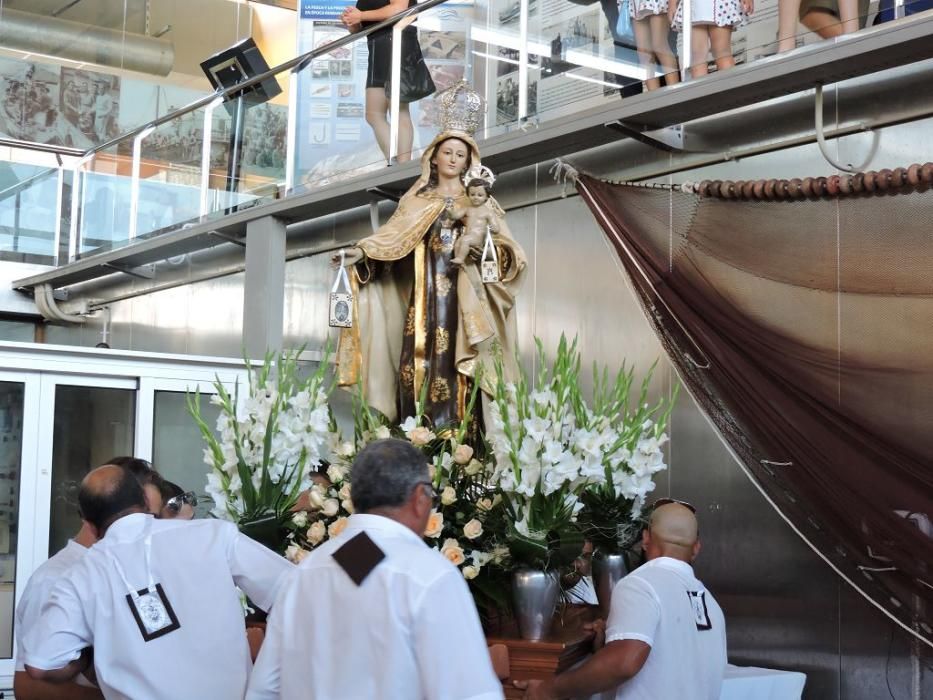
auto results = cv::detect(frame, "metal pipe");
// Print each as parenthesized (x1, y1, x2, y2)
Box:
(0, 8, 174, 76)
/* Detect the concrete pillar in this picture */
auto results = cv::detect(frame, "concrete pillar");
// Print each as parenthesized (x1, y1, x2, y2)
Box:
(243, 216, 286, 358)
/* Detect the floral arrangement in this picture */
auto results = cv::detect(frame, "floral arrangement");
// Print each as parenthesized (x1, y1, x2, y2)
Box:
(574, 361, 678, 555)
(486, 336, 590, 570)
(188, 348, 333, 552)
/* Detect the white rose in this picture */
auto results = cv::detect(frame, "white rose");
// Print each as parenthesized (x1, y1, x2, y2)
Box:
(464, 458, 483, 476)
(337, 441, 355, 458)
(328, 517, 349, 538)
(453, 444, 474, 465)
(440, 486, 457, 506)
(306, 521, 326, 546)
(322, 498, 340, 517)
(463, 518, 483, 540)
(375, 425, 391, 439)
(338, 483, 351, 501)
(291, 511, 308, 528)
(328, 463, 348, 484)
(462, 565, 479, 580)
(342, 498, 355, 514)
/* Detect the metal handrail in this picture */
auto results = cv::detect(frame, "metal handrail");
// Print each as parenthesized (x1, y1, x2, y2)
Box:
(83, 0, 452, 159)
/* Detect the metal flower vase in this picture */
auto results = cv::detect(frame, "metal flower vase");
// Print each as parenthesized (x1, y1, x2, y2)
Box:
(592, 552, 629, 617)
(512, 568, 561, 641)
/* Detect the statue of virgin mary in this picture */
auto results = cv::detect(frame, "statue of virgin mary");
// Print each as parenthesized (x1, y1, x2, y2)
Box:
(334, 83, 526, 429)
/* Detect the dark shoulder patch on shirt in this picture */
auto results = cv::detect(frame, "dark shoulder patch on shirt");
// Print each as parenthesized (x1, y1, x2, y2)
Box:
(687, 590, 712, 630)
(332, 531, 386, 586)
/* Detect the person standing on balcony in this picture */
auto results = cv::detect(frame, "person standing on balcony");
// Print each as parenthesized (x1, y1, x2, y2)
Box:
(669, 0, 753, 78)
(341, 0, 417, 162)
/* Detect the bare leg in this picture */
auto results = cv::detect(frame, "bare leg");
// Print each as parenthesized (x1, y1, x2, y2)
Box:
(690, 26, 710, 78)
(837, 0, 860, 34)
(777, 0, 802, 52)
(650, 14, 680, 85)
(365, 87, 390, 159)
(709, 26, 736, 71)
(396, 103, 413, 163)
(633, 18, 661, 90)
(800, 9, 845, 38)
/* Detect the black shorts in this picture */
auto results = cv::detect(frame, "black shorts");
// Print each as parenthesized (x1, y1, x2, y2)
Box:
(365, 26, 417, 89)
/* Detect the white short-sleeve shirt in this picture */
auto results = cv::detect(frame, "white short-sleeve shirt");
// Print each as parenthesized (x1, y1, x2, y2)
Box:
(246, 513, 504, 700)
(14, 540, 87, 673)
(606, 556, 726, 700)
(21, 513, 294, 700)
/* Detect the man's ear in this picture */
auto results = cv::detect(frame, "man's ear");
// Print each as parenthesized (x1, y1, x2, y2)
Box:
(641, 528, 651, 548)
(691, 538, 702, 561)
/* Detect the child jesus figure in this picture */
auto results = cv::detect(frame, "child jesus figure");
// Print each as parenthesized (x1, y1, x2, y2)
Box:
(450, 178, 500, 266)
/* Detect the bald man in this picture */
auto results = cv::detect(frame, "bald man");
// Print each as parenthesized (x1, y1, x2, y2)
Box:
(22, 465, 293, 700)
(518, 500, 726, 700)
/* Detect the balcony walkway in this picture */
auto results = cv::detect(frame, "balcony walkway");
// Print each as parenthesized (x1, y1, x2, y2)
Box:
(11, 12, 933, 296)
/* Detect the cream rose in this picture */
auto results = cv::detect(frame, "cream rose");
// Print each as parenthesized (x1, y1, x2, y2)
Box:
(476, 497, 493, 512)
(375, 425, 392, 439)
(322, 498, 340, 517)
(328, 517, 349, 538)
(341, 498, 354, 514)
(308, 485, 326, 510)
(464, 458, 483, 476)
(291, 511, 308, 528)
(409, 426, 436, 446)
(440, 486, 457, 506)
(441, 540, 466, 567)
(453, 444, 474, 465)
(463, 518, 483, 540)
(423, 511, 444, 538)
(462, 565, 479, 580)
(338, 483, 351, 501)
(285, 544, 309, 563)
(327, 463, 347, 483)
(306, 521, 326, 546)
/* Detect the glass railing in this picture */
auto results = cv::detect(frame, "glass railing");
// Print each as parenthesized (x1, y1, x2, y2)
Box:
(0, 0, 928, 266)
(0, 164, 63, 264)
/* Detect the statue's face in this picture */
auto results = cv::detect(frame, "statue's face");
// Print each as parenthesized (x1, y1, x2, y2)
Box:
(431, 138, 469, 181)
(467, 185, 488, 206)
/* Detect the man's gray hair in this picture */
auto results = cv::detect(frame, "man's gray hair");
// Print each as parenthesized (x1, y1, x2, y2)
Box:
(350, 438, 429, 513)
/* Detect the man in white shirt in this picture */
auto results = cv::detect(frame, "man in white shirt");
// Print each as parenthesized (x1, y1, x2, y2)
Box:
(13, 521, 102, 700)
(246, 438, 504, 700)
(22, 464, 294, 700)
(517, 500, 726, 700)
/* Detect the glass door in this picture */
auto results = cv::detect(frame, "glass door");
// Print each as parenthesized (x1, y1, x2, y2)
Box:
(34, 376, 138, 559)
(0, 371, 39, 679)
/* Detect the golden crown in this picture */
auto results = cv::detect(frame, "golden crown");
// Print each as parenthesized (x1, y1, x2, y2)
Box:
(438, 81, 483, 136)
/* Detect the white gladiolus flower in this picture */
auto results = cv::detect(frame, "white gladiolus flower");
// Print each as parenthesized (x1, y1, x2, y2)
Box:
(399, 416, 418, 435)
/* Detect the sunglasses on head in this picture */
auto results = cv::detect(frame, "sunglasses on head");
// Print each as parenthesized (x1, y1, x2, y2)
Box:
(165, 491, 198, 514)
(650, 497, 696, 513)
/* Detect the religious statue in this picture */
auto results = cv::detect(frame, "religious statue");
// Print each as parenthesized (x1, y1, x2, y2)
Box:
(332, 82, 526, 430)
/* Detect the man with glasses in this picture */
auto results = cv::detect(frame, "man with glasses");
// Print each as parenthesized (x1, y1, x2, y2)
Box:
(247, 438, 503, 700)
(159, 481, 198, 520)
(517, 499, 726, 700)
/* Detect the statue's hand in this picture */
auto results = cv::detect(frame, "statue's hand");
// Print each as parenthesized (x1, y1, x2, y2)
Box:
(331, 247, 364, 269)
(467, 244, 484, 261)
